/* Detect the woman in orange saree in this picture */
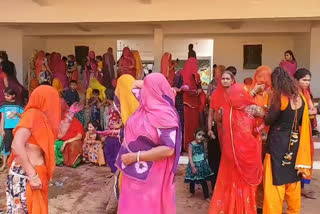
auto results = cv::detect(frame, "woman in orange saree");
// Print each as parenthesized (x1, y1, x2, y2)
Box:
(161, 52, 176, 86)
(7, 85, 61, 214)
(209, 83, 264, 214)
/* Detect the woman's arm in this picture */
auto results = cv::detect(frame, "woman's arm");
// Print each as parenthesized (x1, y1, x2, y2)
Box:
(121, 146, 174, 166)
(264, 102, 281, 126)
(308, 99, 317, 115)
(60, 133, 83, 152)
(3, 77, 8, 88)
(11, 128, 34, 176)
(207, 108, 216, 139)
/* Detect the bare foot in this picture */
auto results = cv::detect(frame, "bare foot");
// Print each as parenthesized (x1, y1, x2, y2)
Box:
(205, 198, 211, 203)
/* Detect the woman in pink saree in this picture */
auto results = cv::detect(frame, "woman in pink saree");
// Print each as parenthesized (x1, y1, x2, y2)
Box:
(118, 47, 136, 78)
(209, 83, 264, 214)
(279, 50, 297, 76)
(116, 73, 181, 214)
(51, 53, 68, 88)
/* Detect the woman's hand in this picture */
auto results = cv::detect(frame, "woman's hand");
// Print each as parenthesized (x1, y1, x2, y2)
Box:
(60, 140, 71, 152)
(132, 80, 144, 89)
(29, 174, 42, 190)
(208, 130, 216, 139)
(252, 84, 265, 95)
(121, 153, 137, 166)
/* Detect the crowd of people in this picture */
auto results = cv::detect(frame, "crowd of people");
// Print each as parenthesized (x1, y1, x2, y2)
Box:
(0, 45, 316, 214)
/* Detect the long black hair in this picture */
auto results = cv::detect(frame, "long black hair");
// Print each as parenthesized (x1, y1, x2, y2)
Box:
(285, 50, 296, 62)
(271, 67, 299, 105)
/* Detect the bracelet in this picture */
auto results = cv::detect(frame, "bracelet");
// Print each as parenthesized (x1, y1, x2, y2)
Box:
(250, 90, 257, 97)
(28, 173, 39, 182)
(137, 151, 141, 163)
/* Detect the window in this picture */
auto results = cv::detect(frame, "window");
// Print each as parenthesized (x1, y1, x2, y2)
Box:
(243, 45, 262, 69)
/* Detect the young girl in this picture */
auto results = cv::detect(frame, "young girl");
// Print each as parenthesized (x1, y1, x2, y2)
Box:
(83, 121, 105, 166)
(0, 88, 24, 171)
(185, 128, 214, 202)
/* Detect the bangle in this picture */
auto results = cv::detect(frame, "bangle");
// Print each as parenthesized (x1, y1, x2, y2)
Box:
(250, 90, 257, 97)
(137, 151, 141, 163)
(28, 173, 39, 181)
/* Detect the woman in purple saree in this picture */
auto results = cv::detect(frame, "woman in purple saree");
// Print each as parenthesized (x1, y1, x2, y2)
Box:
(116, 73, 181, 214)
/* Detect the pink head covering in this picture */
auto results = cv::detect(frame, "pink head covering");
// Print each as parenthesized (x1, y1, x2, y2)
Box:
(122, 47, 132, 58)
(89, 51, 95, 60)
(125, 73, 181, 172)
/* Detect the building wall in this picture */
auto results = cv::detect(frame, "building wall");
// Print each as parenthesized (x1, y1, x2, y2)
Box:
(22, 36, 46, 86)
(45, 36, 117, 57)
(0, 27, 23, 83)
(1, 0, 320, 23)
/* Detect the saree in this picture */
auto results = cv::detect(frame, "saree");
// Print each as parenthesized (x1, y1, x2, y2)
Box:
(8, 85, 61, 214)
(132, 50, 143, 80)
(52, 78, 63, 95)
(209, 84, 262, 214)
(84, 51, 97, 89)
(279, 60, 297, 76)
(181, 57, 200, 151)
(102, 51, 115, 88)
(118, 47, 136, 78)
(116, 73, 181, 214)
(56, 118, 84, 167)
(35, 51, 46, 78)
(86, 78, 106, 102)
(114, 74, 140, 125)
(161, 52, 175, 86)
(50, 53, 68, 88)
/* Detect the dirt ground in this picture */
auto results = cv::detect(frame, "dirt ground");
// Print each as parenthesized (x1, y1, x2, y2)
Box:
(0, 163, 319, 214)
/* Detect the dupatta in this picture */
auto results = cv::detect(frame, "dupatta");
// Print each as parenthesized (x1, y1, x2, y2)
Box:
(280, 94, 312, 178)
(223, 83, 262, 185)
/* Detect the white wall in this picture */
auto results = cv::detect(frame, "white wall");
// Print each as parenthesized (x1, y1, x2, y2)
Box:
(45, 36, 117, 57)
(310, 25, 320, 97)
(213, 34, 308, 82)
(0, 27, 23, 83)
(22, 36, 46, 86)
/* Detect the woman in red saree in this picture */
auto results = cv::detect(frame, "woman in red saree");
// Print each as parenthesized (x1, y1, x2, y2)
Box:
(161, 52, 176, 86)
(209, 83, 264, 214)
(118, 47, 136, 78)
(181, 57, 201, 151)
(55, 99, 85, 167)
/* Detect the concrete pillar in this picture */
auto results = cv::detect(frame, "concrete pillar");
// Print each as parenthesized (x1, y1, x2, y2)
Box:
(153, 28, 164, 73)
(0, 27, 23, 83)
(310, 24, 320, 98)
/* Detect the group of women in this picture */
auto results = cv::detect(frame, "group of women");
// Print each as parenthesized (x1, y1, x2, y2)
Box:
(206, 50, 313, 214)
(2, 45, 315, 214)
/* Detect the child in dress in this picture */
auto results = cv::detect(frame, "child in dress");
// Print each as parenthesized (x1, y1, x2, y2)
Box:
(82, 121, 105, 166)
(185, 128, 214, 202)
(0, 88, 24, 171)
